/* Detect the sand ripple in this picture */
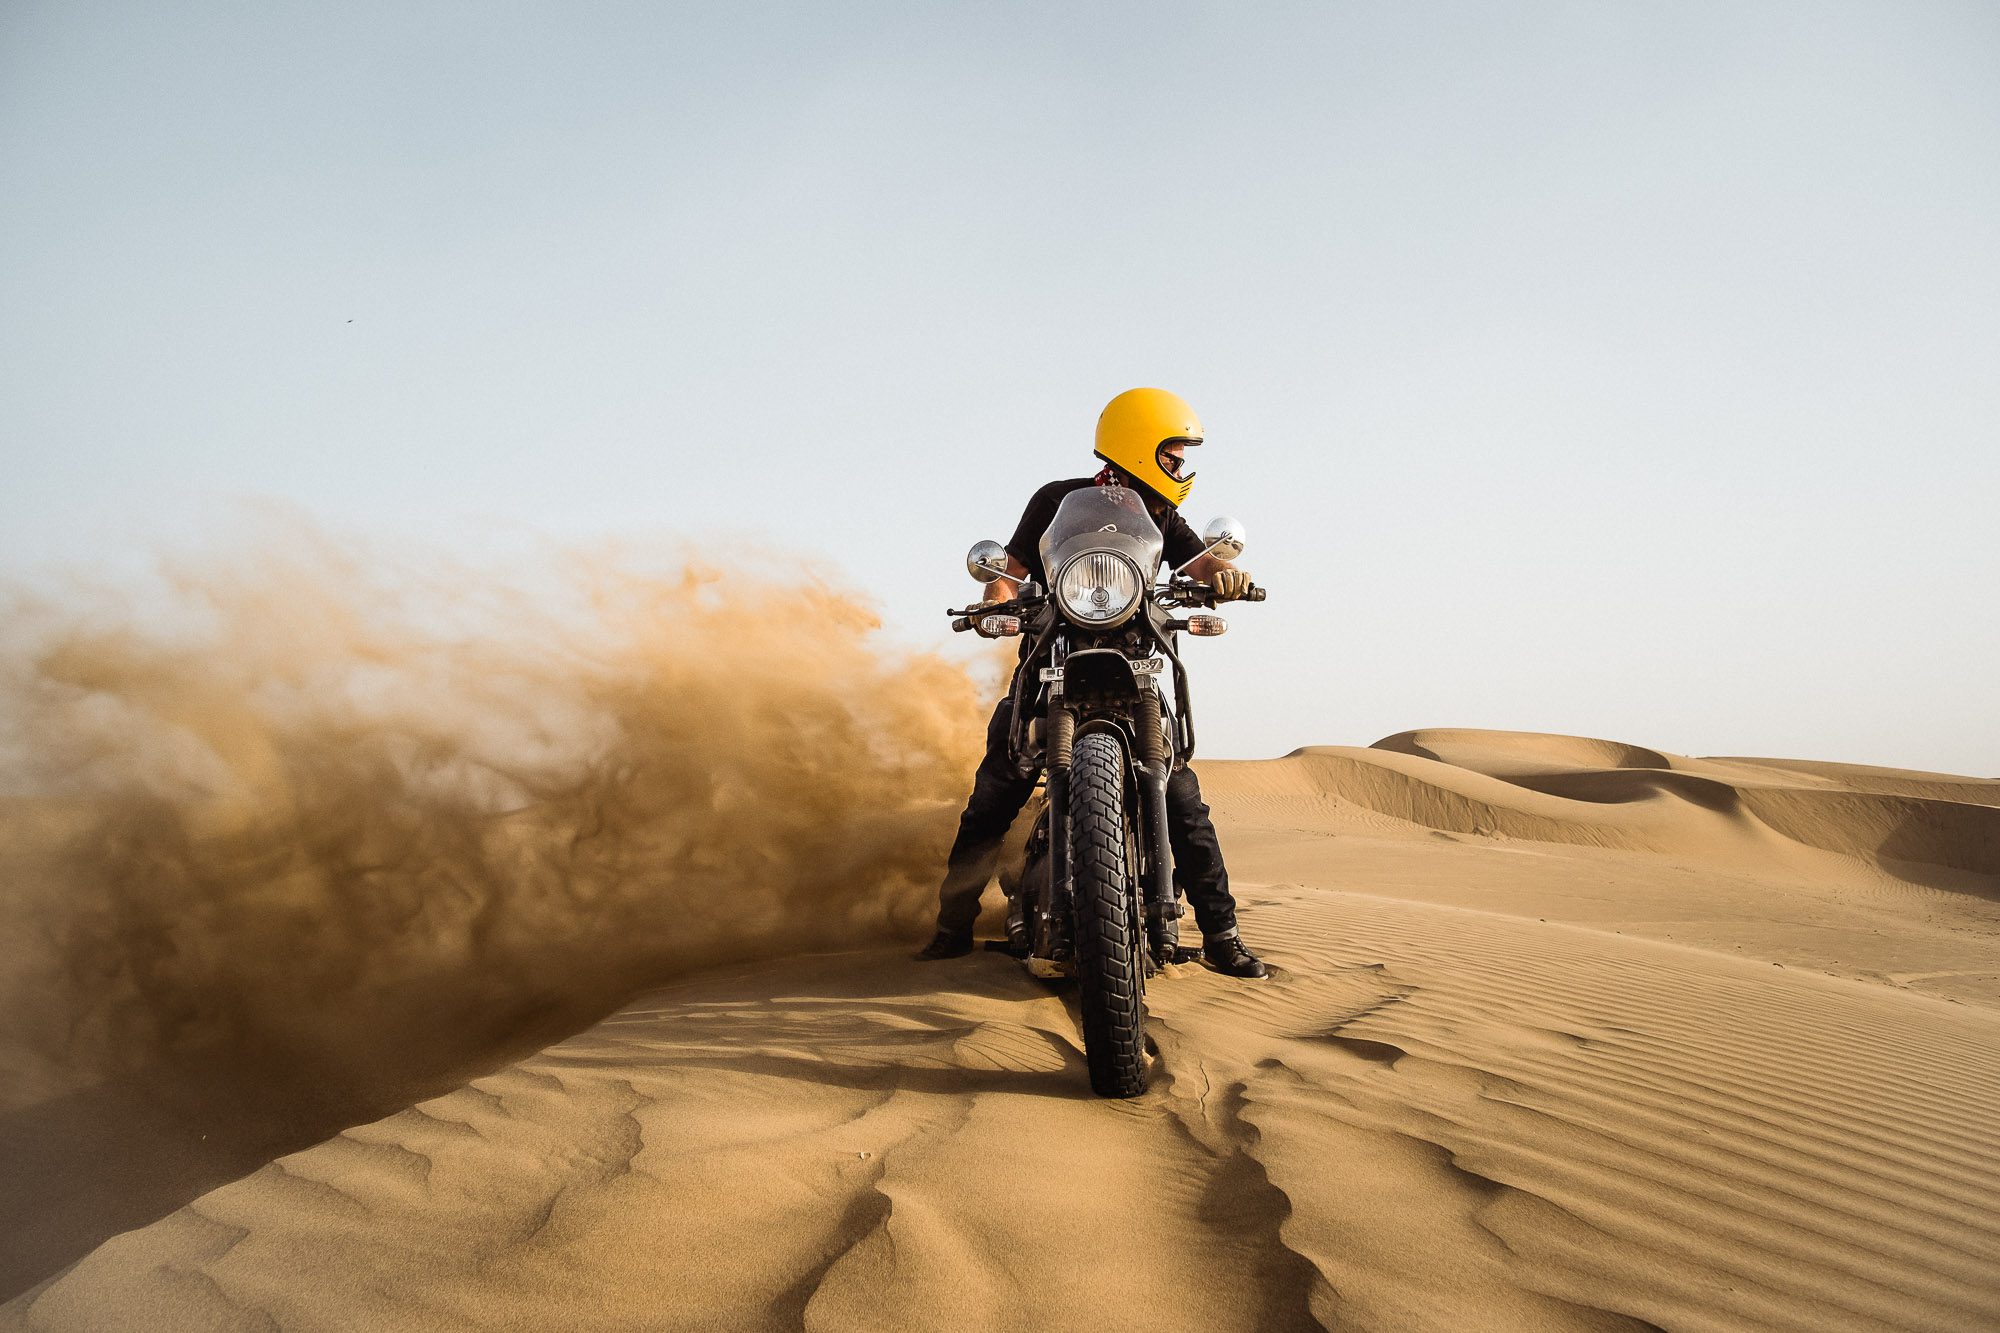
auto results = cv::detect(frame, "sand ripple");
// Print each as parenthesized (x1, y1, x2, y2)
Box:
(6, 730, 1998, 1331)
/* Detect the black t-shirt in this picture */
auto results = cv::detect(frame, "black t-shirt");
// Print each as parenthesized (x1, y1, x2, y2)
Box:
(1004, 478, 1205, 586)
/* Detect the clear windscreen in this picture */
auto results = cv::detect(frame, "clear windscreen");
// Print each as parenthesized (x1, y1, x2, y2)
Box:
(1039, 486, 1164, 577)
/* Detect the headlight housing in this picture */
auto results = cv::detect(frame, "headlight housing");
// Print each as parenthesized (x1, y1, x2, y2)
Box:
(1055, 550, 1144, 628)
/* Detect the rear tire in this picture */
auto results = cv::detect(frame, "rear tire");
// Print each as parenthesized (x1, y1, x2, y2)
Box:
(1069, 731, 1147, 1097)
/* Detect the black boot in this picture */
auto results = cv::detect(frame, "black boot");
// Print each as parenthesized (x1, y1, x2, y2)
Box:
(914, 928, 974, 961)
(1203, 929, 1268, 979)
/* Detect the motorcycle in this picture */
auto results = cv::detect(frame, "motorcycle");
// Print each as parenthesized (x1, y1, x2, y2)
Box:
(948, 486, 1266, 1097)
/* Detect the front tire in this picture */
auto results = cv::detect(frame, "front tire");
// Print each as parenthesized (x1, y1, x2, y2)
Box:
(1069, 731, 1147, 1097)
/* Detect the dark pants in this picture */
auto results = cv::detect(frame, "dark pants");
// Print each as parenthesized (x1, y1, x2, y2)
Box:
(934, 697, 1240, 939)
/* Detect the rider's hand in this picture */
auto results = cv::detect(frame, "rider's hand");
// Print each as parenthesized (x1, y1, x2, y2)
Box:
(1211, 567, 1255, 602)
(973, 606, 1019, 638)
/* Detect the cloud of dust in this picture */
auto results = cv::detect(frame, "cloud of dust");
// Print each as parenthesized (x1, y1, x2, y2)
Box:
(0, 527, 989, 1117)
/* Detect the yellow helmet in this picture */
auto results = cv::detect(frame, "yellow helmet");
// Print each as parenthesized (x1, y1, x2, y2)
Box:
(1094, 387, 1202, 508)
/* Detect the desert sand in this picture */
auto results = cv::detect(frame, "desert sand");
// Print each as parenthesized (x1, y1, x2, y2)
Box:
(4, 728, 1997, 1332)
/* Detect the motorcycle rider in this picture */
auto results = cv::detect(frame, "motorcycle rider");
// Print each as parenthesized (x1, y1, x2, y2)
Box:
(916, 388, 1269, 979)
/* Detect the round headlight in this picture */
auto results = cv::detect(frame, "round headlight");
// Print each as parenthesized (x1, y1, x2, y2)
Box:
(1055, 551, 1144, 627)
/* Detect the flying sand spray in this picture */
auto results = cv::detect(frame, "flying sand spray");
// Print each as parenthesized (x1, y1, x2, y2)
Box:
(0, 526, 987, 1118)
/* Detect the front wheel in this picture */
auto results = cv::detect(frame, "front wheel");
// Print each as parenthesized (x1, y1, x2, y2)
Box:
(1069, 731, 1147, 1097)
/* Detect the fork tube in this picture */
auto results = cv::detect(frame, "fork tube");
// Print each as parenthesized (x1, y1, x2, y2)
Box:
(1135, 691, 1178, 958)
(1046, 705, 1074, 940)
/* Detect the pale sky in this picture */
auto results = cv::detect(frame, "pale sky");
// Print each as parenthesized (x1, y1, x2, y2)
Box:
(3, 1, 1996, 774)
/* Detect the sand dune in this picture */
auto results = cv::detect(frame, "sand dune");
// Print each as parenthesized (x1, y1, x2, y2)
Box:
(1214, 729, 2000, 882)
(5, 729, 1998, 1331)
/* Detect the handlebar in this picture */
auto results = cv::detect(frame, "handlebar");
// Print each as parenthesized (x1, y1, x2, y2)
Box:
(948, 594, 1044, 633)
(1156, 579, 1268, 608)
(947, 581, 1268, 630)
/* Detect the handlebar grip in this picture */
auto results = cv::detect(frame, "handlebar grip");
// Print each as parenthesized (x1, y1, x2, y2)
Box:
(951, 617, 974, 633)
(1175, 582, 1266, 605)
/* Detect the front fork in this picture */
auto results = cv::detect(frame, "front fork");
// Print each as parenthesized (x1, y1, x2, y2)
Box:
(1045, 694, 1182, 966)
(1134, 690, 1183, 963)
(1043, 706, 1074, 962)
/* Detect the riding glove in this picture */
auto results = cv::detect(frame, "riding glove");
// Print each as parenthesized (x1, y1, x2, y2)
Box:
(1211, 568, 1255, 602)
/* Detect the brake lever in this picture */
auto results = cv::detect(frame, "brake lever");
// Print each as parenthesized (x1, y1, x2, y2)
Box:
(948, 595, 1046, 633)
(1155, 580, 1268, 607)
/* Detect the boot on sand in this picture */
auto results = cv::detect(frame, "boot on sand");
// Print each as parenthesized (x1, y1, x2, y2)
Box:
(1203, 929, 1268, 979)
(915, 928, 974, 961)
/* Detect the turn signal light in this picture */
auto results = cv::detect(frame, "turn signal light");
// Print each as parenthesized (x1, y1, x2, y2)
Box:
(979, 615, 1023, 637)
(1187, 615, 1228, 637)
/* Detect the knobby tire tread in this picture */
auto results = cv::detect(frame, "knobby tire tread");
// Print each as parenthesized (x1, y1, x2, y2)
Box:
(1070, 731, 1148, 1097)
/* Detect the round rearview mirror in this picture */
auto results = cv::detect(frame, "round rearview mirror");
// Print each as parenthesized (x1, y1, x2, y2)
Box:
(1201, 516, 1247, 563)
(966, 540, 1010, 583)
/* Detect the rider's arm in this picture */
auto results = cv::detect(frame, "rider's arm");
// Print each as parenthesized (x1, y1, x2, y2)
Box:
(1182, 552, 1237, 582)
(983, 555, 1029, 604)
